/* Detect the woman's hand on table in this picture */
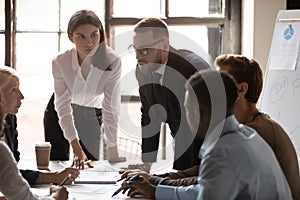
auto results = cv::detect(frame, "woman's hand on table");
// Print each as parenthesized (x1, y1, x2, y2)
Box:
(70, 139, 93, 169)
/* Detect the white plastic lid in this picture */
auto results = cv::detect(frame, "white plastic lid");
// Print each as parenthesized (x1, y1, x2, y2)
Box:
(35, 142, 51, 147)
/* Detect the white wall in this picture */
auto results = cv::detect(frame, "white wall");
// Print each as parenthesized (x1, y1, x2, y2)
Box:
(242, 0, 286, 74)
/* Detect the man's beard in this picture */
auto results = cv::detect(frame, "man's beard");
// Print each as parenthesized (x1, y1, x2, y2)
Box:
(138, 50, 164, 75)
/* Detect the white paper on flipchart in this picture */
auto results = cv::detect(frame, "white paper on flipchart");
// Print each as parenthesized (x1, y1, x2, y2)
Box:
(268, 22, 300, 70)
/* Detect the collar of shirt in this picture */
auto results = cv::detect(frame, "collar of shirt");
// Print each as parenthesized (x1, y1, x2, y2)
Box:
(71, 46, 99, 70)
(199, 115, 240, 158)
(71, 48, 81, 70)
(152, 60, 167, 85)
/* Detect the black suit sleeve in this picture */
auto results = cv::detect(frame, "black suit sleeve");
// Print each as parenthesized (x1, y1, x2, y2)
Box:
(4, 115, 20, 162)
(20, 169, 40, 185)
(11, 115, 20, 162)
(139, 86, 162, 163)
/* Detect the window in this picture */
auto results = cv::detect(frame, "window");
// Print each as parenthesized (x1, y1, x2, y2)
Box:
(2, 0, 240, 159)
(106, 0, 241, 162)
(107, 0, 241, 98)
(0, 0, 5, 64)
(15, 0, 105, 99)
(5, 0, 106, 158)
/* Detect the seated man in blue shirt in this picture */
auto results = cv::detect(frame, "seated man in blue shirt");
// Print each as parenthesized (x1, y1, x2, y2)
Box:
(122, 69, 292, 199)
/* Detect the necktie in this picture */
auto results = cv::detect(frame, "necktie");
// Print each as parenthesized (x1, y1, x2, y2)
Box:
(152, 73, 167, 121)
(152, 73, 162, 104)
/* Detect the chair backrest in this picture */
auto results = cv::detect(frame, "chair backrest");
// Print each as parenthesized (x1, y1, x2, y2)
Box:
(118, 137, 141, 160)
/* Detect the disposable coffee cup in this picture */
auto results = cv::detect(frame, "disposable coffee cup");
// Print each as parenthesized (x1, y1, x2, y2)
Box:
(35, 142, 51, 170)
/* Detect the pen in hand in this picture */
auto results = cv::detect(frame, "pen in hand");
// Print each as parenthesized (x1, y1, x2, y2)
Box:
(84, 160, 92, 165)
(112, 174, 140, 197)
(116, 177, 124, 182)
(59, 174, 72, 186)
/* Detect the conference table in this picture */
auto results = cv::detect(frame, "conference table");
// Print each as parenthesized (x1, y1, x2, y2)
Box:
(16, 158, 174, 199)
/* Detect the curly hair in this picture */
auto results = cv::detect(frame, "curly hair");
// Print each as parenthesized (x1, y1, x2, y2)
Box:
(215, 54, 263, 103)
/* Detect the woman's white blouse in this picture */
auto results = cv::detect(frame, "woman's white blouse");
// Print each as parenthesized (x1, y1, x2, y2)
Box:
(52, 47, 121, 147)
(0, 142, 53, 200)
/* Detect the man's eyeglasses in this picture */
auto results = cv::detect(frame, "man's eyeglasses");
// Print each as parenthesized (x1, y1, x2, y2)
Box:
(128, 39, 164, 56)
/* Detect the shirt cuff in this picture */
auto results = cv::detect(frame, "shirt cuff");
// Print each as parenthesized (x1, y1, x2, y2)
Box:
(155, 185, 176, 200)
(150, 176, 164, 186)
(20, 169, 40, 185)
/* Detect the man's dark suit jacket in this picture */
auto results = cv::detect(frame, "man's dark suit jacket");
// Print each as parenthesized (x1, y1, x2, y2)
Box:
(136, 47, 210, 170)
(4, 114, 39, 185)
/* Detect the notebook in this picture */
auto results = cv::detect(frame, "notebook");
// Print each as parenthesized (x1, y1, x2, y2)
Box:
(74, 171, 120, 184)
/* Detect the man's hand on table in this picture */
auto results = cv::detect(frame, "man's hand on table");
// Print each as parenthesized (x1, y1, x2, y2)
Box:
(119, 169, 152, 182)
(126, 162, 152, 173)
(122, 176, 156, 199)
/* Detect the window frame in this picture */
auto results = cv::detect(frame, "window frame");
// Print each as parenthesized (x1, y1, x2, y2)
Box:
(4, 0, 241, 99)
(104, 0, 241, 101)
(2, 0, 241, 160)
(104, 0, 241, 52)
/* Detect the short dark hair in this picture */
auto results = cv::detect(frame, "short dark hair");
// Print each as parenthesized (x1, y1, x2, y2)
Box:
(215, 54, 263, 103)
(134, 18, 169, 40)
(186, 69, 238, 116)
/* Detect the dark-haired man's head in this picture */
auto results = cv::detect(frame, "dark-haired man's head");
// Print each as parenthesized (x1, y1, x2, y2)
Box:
(131, 18, 170, 74)
(215, 54, 263, 123)
(184, 69, 238, 139)
(215, 54, 263, 104)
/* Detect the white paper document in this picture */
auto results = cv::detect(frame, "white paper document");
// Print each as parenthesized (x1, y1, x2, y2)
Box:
(268, 22, 300, 70)
(74, 171, 120, 184)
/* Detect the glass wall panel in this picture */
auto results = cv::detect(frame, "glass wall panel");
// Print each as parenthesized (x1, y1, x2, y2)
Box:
(114, 26, 139, 96)
(17, 0, 59, 31)
(0, 0, 4, 30)
(169, 0, 223, 17)
(60, 32, 74, 52)
(113, 25, 220, 95)
(0, 34, 4, 65)
(113, 0, 162, 18)
(168, 25, 214, 65)
(60, 0, 105, 31)
(16, 33, 58, 99)
(9, 0, 231, 160)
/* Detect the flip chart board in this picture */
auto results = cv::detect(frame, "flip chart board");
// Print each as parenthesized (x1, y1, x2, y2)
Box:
(259, 10, 300, 161)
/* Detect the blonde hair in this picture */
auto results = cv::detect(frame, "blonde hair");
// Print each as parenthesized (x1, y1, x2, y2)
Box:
(0, 66, 19, 91)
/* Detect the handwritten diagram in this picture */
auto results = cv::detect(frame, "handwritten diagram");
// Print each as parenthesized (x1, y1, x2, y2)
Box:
(269, 77, 288, 103)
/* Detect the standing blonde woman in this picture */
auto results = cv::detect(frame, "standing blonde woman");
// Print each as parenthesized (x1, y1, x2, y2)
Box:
(52, 9, 125, 168)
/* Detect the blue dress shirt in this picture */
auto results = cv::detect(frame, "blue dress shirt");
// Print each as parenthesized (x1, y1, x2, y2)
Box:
(155, 115, 292, 200)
